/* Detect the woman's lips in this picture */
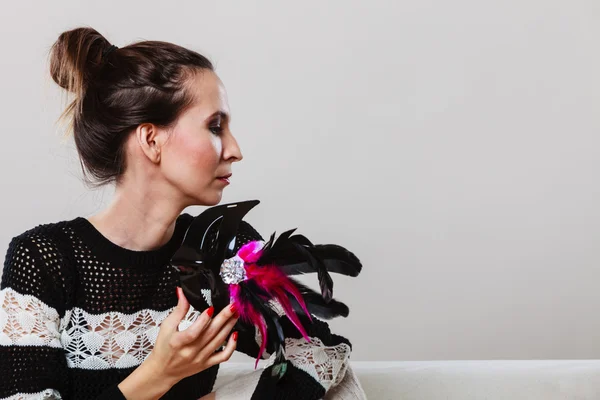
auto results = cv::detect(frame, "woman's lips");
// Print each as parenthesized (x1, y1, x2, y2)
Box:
(217, 173, 232, 184)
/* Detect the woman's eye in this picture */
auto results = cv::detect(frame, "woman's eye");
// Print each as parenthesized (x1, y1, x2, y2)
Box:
(209, 126, 223, 135)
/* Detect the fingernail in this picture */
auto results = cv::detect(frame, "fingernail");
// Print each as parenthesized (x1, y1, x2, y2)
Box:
(229, 303, 237, 314)
(176, 287, 181, 301)
(206, 306, 214, 318)
(232, 331, 238, 341)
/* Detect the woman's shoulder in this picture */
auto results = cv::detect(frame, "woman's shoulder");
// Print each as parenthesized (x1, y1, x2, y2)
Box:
(7, 212, 255, 248)
(2, 217, 87, 284)
(2, 218, 76, 311)
(6, 217, 78, 253)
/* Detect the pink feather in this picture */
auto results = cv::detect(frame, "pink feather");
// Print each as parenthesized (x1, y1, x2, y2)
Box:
(228, 283, 269, 368)
(227, 240, 314, 366)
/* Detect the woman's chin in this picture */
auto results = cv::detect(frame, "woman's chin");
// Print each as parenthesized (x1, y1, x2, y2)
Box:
(204, 190, 224, 206)
(185, 188, 223, 207)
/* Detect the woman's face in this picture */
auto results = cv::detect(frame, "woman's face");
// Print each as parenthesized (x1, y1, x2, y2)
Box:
(161, 70, 243, 206)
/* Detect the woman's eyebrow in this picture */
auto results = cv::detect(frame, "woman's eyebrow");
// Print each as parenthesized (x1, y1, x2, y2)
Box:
(206, 110, 230, 123)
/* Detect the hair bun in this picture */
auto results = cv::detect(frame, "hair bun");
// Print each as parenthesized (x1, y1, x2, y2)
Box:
(48, 27, 111, 96)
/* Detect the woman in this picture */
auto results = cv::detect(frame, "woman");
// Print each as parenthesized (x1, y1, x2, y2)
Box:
(0, 27, 364, 399)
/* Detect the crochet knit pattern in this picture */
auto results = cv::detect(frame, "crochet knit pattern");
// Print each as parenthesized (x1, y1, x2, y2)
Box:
(0, 214, 352, 399)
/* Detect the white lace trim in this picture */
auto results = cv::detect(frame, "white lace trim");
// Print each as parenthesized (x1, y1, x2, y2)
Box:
(2, 388, 62, 399)
(201, 288, 212, 306)
(253, 298, 353, 388)
(0, 288, 61, 347)
(0, 288, 204, 370)
(264, 336, 351, 391)
(61, 306, 201, 369)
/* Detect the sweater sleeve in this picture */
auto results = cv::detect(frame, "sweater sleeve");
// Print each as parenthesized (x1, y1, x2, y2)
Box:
(0, 233, 126, 400)
(230, 221, 354, 400)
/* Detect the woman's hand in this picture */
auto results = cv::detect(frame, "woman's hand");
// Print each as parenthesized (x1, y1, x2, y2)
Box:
(118, 287, 239, 400)
(147, 286, 239, 382)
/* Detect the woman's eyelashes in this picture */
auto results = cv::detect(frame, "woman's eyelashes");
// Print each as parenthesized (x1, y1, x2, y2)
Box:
(209, 125, 223, 135)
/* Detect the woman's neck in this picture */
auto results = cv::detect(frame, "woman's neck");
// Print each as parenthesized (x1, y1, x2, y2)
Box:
(86, 184, 184, 252)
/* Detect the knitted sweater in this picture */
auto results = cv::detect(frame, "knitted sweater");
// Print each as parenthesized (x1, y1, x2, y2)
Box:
(0, 214, 352, 400)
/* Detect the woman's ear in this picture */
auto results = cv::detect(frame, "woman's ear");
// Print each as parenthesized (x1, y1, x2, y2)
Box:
(136, 123, 166, 164)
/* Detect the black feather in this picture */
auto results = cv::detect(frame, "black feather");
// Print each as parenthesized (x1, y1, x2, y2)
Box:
(263, 244, 362, 277)
(239, 280, 292, 381)
(255, 231, 362, 304)
(255, 231, 335, 301)
(241, 281, 288, 371)
(287, 278, 350, 319)
(272, 228, 297, 247)
(289, 242, 333, 302)
(256, 229, 300, 265)
(311, 244, 362, 277)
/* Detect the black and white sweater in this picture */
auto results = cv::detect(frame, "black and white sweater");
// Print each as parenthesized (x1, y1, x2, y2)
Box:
(0, 214, 352, 400)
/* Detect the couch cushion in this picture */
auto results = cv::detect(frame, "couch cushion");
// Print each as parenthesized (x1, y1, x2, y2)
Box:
(216, 360, 600, 399)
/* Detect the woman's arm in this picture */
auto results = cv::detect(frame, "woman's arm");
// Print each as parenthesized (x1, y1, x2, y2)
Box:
(0, 233, 148, 400)
(214, 314, 356, 400)
(1, 233, 239, 400)
(0, 234, 111, 399)
(323, 364, 367, 400)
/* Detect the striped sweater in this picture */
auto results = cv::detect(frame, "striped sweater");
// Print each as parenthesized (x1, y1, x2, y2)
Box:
(0, 214, 352, 399)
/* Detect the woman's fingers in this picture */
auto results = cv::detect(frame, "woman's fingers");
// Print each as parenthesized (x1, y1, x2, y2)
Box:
(200, 303, 238, 341)
(206, 331, 238, 365)
(177, 306, 214, 345)
(162, 287, 191, 333)
(200, 313, 239, 357)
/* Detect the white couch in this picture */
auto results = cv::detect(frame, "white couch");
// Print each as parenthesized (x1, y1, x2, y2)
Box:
(214, 360, 600, 399)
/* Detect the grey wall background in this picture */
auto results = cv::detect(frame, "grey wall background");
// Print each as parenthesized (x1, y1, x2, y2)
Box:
(0, 0, 598, 362)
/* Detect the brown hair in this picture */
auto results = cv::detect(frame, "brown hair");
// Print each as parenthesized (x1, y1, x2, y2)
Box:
(48, 26, 214, 188)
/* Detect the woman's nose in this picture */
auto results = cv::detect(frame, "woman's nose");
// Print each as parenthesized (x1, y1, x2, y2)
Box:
(224, 132, 243, 162)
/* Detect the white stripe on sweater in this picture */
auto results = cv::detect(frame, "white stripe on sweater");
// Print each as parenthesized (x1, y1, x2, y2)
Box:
(60, 305, 201, 369)
(0, 287, 202, 369)
(0, 288, 61, 348)
(0, 388, 61, 399)
(263, 337, 352, 391)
